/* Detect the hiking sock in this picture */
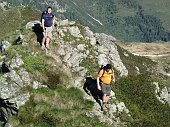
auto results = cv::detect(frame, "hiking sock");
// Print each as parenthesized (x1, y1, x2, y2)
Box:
(41, 44, 45, 50)
(46, 44, 50, 50)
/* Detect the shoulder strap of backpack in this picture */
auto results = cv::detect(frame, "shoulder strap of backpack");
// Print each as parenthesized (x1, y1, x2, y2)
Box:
(101, 69, 105, 77)
(101, 68, 114, 78)
(99, 69, 105, 79)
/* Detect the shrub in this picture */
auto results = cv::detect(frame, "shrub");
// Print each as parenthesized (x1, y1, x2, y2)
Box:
(23, 56, 47, 72)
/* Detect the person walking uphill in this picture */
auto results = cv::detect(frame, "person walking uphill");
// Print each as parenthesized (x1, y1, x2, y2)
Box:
(41, 6, 55, 50)
(97, 64, 115, 111)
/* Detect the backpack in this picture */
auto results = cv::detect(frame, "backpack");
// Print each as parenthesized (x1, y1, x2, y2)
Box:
(98, 64, 113, 78)
(98, 65, 106, 78)
(40, 11, 47, 22)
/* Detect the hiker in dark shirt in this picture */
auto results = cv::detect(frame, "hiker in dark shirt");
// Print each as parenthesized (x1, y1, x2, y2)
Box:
(41, 6, 55, 50)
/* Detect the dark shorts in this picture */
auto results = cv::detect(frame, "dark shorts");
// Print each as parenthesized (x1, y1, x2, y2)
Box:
(100, 82, 111, 96)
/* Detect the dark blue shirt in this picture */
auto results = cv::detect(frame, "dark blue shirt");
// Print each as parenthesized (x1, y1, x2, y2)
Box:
(42, 12, 54, 27)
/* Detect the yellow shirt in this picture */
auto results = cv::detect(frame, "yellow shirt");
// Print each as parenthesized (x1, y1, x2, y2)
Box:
(98, 69, 114, 84)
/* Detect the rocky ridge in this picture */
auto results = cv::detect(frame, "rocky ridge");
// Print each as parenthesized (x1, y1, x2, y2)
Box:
(0, 19, 170, 126)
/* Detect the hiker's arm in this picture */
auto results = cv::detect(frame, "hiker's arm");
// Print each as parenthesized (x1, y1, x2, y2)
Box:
(112, 73, 115, 82)
(97, 77, 101, 90)
(52, 16, 55, 27)
(42, 19, 45, 31)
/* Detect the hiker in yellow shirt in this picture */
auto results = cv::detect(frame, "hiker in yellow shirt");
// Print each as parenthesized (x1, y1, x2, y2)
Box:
(97, 64, 115, 110)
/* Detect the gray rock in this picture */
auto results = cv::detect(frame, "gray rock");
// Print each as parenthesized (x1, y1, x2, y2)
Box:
(160, 87, 169, 103)
(69, 21, 76, 26)
(5, 70, 23, 87)
(10, 93, 30, 107)
(84, 27, 94, 38)
(4, 123, 12, 127)
(97, 54, 108, 66)
(0, 1, 8, 11)
(19, 68, 31, 85)
(10, 54, 24, 69)
(0, 40, 11, 52)
(57, 45, 66, 56)
(59, 19, 69, 26)
(74, 77, 84, 87)
(26, 20, 41, 29)
(77, 44, 85, 51)
(89, 37, 96, 46)
(117, 102, 126, 113)
(59, 29, 65, 38)
(0, 82, 21, 99)
(154, 82, 170, 104)
(96, 33, 128, 76)
(32, 81, 47, 89)
(68, 26, 82, 38)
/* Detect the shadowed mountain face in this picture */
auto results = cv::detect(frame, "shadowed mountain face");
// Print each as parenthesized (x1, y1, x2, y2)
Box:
(4, 0, 170, 42)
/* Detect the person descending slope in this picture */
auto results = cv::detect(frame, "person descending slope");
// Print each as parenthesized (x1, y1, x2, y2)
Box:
(41, 6, 55, 50)
(97, 64, 115, 110)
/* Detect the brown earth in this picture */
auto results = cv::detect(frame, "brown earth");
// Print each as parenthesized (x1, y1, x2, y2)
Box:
(116, 41, 170, 56)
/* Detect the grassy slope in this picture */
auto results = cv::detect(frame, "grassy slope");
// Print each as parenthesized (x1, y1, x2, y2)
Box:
(0, 7, 41, 39)
(0, 7, 111, 126)
(115, 43, 170, 127)
(5, 0, 170, 42)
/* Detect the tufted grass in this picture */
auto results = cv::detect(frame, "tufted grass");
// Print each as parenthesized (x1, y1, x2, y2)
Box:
(114, 73, 170, 127)
(0, 7, 40, 40)
(23, 56, 47, 73)
(7, 85, 113, 127)
(116, 43, 156, 75)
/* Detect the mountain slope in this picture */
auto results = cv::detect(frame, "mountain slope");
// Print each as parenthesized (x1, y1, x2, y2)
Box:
(3, 0, 170, 42)
(0, 7, 170, 127)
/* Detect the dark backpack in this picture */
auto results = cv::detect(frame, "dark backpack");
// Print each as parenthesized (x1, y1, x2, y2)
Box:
(98, 65, 106, 78)
(40, 11, 47, 22)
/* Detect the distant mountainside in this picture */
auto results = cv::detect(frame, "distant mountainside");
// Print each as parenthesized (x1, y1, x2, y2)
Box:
(2, 0, 170, 42)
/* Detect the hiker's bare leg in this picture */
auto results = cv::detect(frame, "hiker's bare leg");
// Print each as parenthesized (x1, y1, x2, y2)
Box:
(103, 94, 107, 103)
(46, 37, 50, 49)
(41, 37, 46, 49)
(102, 94, 107, 110)
(102, 94, 110, 110)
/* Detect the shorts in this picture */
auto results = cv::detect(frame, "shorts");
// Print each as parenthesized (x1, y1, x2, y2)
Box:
(100, 82, 111, 96)
(43, 26, 53, 39)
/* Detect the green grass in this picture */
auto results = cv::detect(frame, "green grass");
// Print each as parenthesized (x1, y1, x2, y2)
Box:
(8, 85, 114, 127)
(0, 6, 40, 39)
(63, 31, 76, 42)
(116, 43, 155, 75)
(19, 7, 41, 27)
(80, 56, 99, 77)
(0, 8, 21, 39)
(156, 55, 170, 73)
(114, 73, 170, 127)
(23, 56, 47, 73)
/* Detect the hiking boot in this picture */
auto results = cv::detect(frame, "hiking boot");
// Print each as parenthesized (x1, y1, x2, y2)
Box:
(105, 103, 110, 109)
(102, 103, 107, 111)
(101, 102, 110, 111)
(41, 44, 45, 50)
(46, 44, 50, 50)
